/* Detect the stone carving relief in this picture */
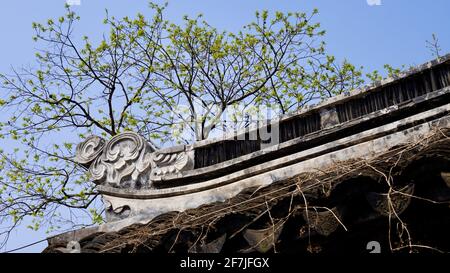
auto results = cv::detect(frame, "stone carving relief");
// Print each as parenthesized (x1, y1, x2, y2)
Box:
(75, 132, 195, 189)
(74, 135, 105, 166)
(151, 148, 195, 180)
(89, 132, 154, 188)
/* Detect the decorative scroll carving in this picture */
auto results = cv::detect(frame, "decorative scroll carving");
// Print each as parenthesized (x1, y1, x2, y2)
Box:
(75, 132, 155, 189)
(151, 149, 194, 180)
(90, 132, 154, 188)
(75, 132, 196, 190)
(74, 135, 105, 166)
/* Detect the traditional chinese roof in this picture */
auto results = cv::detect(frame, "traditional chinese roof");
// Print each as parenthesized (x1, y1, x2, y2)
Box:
(44, 54, 450, 253)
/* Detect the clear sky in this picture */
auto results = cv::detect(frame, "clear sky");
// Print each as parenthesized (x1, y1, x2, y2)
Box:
(0, 0, 449, 253)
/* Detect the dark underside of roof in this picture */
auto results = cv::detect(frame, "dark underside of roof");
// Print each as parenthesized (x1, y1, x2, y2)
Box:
(44, 129, 450, 254)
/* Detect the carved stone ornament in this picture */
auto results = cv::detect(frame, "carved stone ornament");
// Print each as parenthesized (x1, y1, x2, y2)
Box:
(75, 132, 195, 189)
(91, 132, 154, 188)
(74, 135, 105, 166)
(75, 132, 155, 188)
(150, 148, 195, 180)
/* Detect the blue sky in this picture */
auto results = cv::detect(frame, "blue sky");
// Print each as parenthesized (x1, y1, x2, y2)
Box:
(0, 0, 449, 253)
